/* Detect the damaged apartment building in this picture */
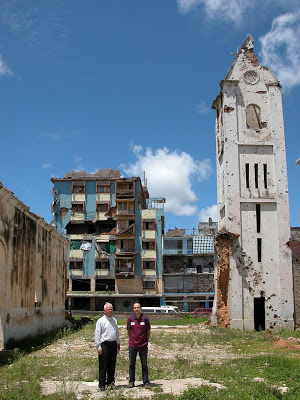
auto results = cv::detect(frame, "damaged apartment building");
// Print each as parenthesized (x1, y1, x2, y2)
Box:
(0, 182, 69, 348)
(211, 34, 294, 330)
(51, 169, 165, 312)
(162, 219, 217, 312)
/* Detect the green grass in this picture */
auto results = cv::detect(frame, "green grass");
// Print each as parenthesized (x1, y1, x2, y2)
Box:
(0, 317, 299, 399)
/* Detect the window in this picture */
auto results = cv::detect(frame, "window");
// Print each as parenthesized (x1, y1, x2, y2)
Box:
(96, 260, 109, 269)
(142, 240, 156, 250)
(143, 260, 156, 269)
(71, 202, 84, 213)
(96, 181, 110, 193)
(246, 104, 261, 130)
(143, 280, 155, 289)
(69, 260, 83, 269)
(187, 239, 193, 249)
(72, 181, 85, 193)
(96, 202, 109, 212)
(142, 221, 156, 230)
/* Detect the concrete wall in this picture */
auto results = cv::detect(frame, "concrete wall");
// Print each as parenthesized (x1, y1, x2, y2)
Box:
(212, 35, 294, 330)
(0, 183, 69, 348)
(290, 228, 300, 328)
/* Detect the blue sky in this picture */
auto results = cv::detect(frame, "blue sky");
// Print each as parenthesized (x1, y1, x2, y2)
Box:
(0, 0, 299, 232)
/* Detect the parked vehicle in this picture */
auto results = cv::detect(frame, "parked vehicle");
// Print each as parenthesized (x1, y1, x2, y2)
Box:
(141, 306, 179, 314)
(189, 308, 212, 315)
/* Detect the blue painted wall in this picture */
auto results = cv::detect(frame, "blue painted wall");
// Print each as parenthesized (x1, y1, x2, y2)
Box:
(85, 181, 96, 221)
(134, 181, 142, 276)
(53, 181, 72, 234)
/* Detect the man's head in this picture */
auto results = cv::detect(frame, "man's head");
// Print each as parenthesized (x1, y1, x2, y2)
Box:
(104, 302, 113, 318)
(133, 303, 141, 318)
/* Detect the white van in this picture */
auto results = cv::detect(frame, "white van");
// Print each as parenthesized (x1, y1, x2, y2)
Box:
(141, 306, 179, 314)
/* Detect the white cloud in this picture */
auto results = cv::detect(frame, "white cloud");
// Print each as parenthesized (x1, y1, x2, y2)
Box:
(42, 163, 52, 169)
(259, 11, 300, 90)
(177, 0, 248, 24)
(195, 101, 210, 115)
(0, 54, 12, 76)
(198, 204, 218, 222)
(121, 145, 212, 217)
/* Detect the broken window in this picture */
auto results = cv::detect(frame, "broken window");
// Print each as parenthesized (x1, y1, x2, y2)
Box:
(118, 239, 135, 252)
(143, 280, 155, 289)
(69, 260, 83, 269)
(143, 260, 156, 269)
(142, 240, 156, 250)
(142, 221, 156, 230)
(96, 202, 109, 212)
(116, 182, 134, 196)
(96, 181, 110, 193)
(72, 181, 85, 193)
(115, 258, 134, 274)
(96, 260, 109, 269)
(71, 202, 84, 213)
(246, 104, 262, 130)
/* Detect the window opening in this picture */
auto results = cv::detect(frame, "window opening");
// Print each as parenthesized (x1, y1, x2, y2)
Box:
(257, 238, 262, 262)
(254, 297, 265, 331)
(245, 163, 250, 188)
(256, 204, 261, 233)
(143, 281, 155, 289)
(254, 164, 259, 189)
(263, 164, 268, 189)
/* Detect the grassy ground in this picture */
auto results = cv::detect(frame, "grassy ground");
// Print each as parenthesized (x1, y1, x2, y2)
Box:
(0, 316, 299, 399)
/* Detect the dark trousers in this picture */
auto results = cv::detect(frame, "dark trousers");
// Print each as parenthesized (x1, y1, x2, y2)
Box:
(129, 345, 149, 384)
(98, 341, 117, 387)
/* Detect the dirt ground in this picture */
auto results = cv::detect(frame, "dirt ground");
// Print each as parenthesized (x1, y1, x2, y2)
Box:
(40, 325, 231, 399)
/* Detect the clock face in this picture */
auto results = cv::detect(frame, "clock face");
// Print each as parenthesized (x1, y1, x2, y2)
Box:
(244, 70, 259, 85)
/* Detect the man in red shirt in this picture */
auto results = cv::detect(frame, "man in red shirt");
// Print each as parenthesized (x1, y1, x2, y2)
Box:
(127, 303, 151, 389)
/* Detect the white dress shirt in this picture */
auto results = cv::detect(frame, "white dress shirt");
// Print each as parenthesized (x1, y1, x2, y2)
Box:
(94, 315, 120, 351)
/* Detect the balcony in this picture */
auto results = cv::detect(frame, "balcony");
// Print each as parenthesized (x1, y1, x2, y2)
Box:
(116, 188, 134, 197)
(163, 248, 193, 256)
(116, 224, 135, 236)
(115, 257, 135, 276)
(116, 209, 135, 216)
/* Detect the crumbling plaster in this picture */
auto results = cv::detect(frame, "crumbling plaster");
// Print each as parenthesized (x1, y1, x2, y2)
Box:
(0, 183, 69, 348)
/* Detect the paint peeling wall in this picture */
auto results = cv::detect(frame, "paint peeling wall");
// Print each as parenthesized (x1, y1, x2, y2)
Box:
(0, 183, 69, 348)
(212, 35, 294, 330)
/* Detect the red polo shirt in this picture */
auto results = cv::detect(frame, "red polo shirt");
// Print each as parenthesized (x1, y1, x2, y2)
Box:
(127, 313, 151, 348)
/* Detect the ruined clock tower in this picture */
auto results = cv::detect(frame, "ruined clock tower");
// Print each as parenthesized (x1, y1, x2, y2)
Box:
(212, 34, 294, 330)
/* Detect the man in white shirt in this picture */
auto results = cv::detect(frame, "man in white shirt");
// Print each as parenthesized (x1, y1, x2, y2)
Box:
(94, 303, 120, 391)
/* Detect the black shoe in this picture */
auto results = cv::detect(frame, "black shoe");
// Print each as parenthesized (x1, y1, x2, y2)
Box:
(99, 386, 105, 391)
(127, 382, 134, 388)
(144, 382, 151, 389)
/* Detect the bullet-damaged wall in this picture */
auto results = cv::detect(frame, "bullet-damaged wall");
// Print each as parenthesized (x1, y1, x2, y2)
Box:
(0, 182, 69, 348)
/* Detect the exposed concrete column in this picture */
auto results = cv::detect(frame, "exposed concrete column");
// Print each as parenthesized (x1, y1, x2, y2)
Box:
(90, 278, 96, 292)
(90, 297, 96, 311)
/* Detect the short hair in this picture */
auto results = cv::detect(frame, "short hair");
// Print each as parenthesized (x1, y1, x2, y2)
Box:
(104, 302, 113, 311)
